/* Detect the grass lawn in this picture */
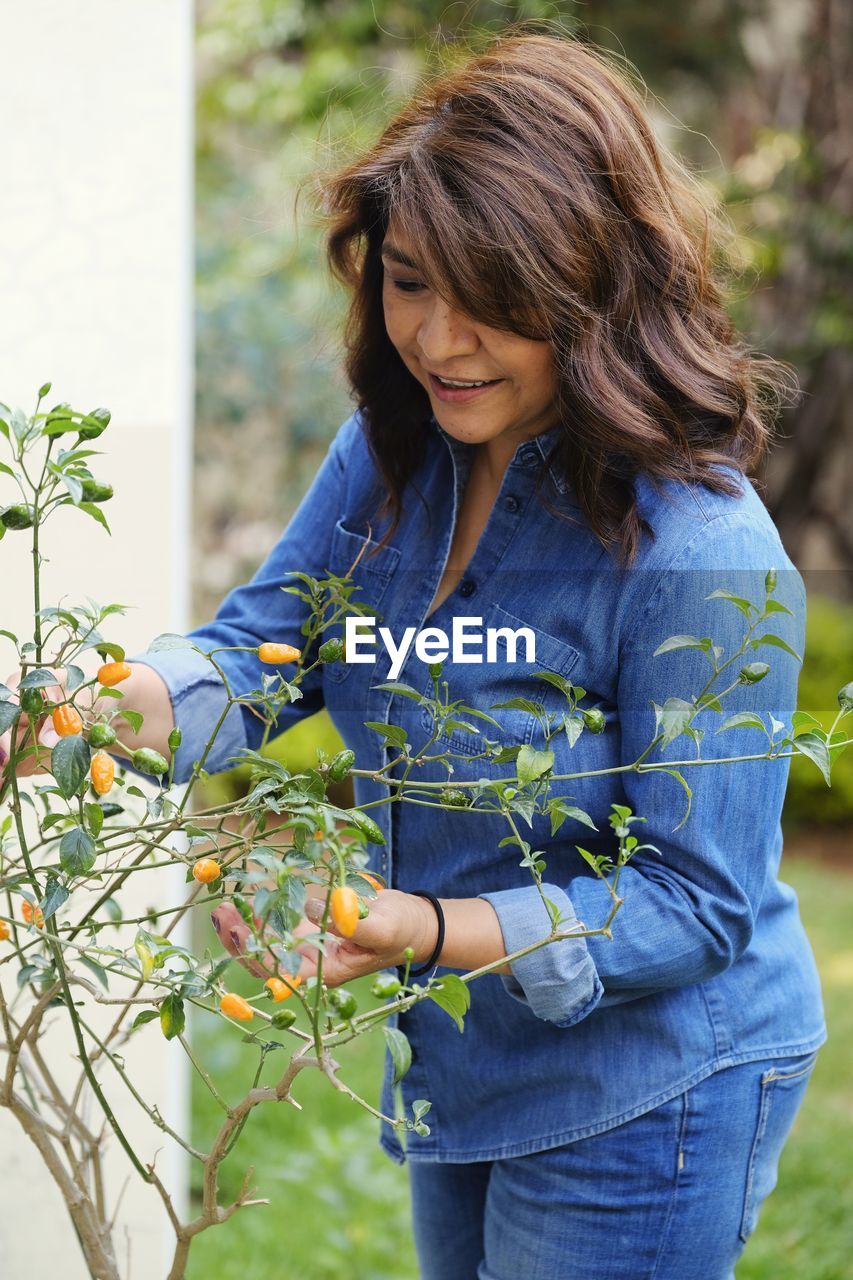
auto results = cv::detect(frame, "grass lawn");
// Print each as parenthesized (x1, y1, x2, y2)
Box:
(184, 854, 851, 1280)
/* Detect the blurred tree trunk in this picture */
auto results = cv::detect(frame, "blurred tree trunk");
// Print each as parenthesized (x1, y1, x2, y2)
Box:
(752, 0, 853, 579)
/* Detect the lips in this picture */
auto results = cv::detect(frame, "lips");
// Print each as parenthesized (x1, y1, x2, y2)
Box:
(427, 372, 503, 403)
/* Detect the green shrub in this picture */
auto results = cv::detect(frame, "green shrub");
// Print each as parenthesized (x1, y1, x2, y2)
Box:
(784, 592, 853, 830)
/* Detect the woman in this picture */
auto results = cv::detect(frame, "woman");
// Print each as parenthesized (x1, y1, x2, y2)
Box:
(3, 29, 827, 1280)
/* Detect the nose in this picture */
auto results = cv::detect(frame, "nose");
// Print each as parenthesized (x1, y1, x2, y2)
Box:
(417, 296, 479, 365)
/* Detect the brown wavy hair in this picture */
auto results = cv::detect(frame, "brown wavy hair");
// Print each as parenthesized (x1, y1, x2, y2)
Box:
(307, 26, 798, 567)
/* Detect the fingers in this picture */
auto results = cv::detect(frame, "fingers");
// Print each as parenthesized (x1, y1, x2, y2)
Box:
(0, 671, 67, 778)
(210, 904, 275, 980)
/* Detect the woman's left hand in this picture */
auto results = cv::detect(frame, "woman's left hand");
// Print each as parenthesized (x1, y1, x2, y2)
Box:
(295, 889, 437, 987)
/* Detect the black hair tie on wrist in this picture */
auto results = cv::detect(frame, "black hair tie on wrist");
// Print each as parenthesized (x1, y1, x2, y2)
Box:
(406, 890, 445, 978)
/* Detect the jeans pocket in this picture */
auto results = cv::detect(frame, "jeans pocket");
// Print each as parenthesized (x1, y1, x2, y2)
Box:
(738, 1050, 819, 1244)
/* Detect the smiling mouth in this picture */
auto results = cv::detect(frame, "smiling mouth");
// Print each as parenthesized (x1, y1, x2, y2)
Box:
(427, 372, 504, 400)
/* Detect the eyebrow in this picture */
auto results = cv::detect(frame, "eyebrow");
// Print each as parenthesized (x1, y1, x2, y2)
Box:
(380, 242, 422, 270)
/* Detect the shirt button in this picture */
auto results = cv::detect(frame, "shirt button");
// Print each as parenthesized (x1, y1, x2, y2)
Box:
(518, 447, 538, 468)
(503, 495, 520, 513)
(459, 579, 476, 598)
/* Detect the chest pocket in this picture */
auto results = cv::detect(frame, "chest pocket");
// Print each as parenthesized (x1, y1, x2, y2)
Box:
(416, 603, 581, 757)
(323, 518, 401, 685)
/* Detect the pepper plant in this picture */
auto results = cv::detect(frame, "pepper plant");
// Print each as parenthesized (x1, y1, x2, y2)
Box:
(1, 385, 850, 1280)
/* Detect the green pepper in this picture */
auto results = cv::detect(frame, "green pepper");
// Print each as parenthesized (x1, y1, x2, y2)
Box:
(328, 987, 357, 1019)
(131, 747, 169, 776)
(738, 663, 770, 685)
(1, 504, 35, 530)
(20, 687, 46, 717)
(371, 973, 402, 1000)
(581, 708, 606, 734)
(318, 637, 344, 664)
(327, 748, 355, 782)
(271, 1007, 297, 1030)
(167, 726, 182, 753)
(77, 407, 111, 440)
(439, 787, 469, 808)
(80, 479, 113, 503)
(88, 722, 117, 748)
(348, 809, 385, 845)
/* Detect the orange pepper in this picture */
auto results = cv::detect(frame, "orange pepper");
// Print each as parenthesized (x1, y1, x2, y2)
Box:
(219, 992, 254, 1021)
(97, 660, 132, 687)
(52, 704, 83, 737)
(90, 751, 115, 796)
(0, 920, 10, 941)
(265, 974, 302, 1002)
(21, 901, 44, 929)
(330, 885, 360, 938)
(192, 857, 221, 884)
(257, 642, 301, 665)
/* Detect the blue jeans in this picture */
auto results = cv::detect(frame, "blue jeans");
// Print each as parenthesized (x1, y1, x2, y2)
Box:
(408, 1052, 819, 1280)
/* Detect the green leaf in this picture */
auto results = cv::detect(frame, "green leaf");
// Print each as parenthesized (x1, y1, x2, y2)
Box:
(120, 708, 144, 735)
(716, 712, 768, 735)
(62, 473, 84, 505)
(563, 714, 584, 748)
(652, 634, 712, 657)
(427, 973, 470, 1033)
(383, 1026, 412, 1084)
(40, 876, 69, 922)
(78, 954, 109, 989)
(659, 768, 693, 832)
(791, 732, 832, 787)
(491, 696, 545, 716)
(159, 994, 185, 1041)
(531, 671, 576, 698)
(51, 734, 91, 799)
(58, 824, 96, 875)
(791, 710, 822, 733)
(372, 681, 424, 702)
(59, 826, 97, 877)
(516, 745, 554, 786)
(546, 799, 598, 836)
(84, 803, 104, 838)
(78, 501, 110, 532)
(576, 846, 614, 878)
(705, 588, 755, 616)
(660, 697, 695, 747)
(131, 1009, 159, 1033)
(0, 701, 20, 734)
(750, 633, 802, 662)
(364, 721, 408, 749)
(19, 666, 59, 689)
(762, 599, 793, 617)
(147, 633, 196, 652)
(134, 935, 154, 981)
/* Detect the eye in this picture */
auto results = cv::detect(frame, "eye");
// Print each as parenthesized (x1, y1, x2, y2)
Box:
(390, 278, 426, 294)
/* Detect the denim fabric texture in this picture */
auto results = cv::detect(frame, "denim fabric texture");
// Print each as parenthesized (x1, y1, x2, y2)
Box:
(131, 409, 827, 1165)
(408, 1048, 819, 1279)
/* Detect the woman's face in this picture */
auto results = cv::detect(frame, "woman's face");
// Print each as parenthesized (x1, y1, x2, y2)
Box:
(380, 219, 560, 455)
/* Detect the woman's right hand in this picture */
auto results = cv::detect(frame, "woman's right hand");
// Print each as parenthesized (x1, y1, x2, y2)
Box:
(0, 668, 70, 781)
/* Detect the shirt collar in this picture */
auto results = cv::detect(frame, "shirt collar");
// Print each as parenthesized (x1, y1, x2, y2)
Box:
(428, 415, 571, 497)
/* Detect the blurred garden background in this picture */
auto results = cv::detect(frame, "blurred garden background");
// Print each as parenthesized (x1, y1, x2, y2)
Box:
(186, 2, 852, 1277)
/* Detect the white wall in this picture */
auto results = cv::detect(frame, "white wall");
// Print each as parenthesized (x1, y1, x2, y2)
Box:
(0, 3, 193, 1275)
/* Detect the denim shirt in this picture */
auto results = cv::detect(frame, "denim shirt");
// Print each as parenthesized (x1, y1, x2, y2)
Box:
(132, 409, 827, 1165)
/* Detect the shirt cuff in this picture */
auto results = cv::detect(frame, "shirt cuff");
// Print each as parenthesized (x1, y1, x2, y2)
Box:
(477, 883, 604, 1028)
(126, 647, 248, 786)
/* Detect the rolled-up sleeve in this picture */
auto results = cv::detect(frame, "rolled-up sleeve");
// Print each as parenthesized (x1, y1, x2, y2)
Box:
(478, 882, 604, 1026)
(125, 411, 358, 785)
(481, 513, 806, 1026)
